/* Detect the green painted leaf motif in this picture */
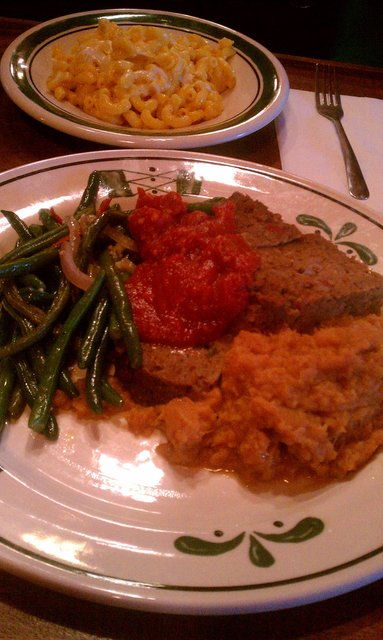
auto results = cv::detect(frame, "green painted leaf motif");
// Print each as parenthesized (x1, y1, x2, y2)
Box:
(336, 241, 378, 266)
(254, 517, 324, 543)
(176, 170, 202, 195)
(334, 222, 357, 240)
(174, 532, 245, 556)
(98, 170, 133, 197)
(296, 214, 332, 239)
(249, 534, 275, 567)
(190, 179, 202, 195)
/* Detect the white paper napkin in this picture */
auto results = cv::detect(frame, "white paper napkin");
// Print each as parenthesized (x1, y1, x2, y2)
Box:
(275, 89, 383, 215)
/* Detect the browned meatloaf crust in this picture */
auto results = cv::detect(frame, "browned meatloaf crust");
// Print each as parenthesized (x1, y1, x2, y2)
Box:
(235, 233, 383, 334)
(228, 191, 302, 248)
(115, 341, 228, 405)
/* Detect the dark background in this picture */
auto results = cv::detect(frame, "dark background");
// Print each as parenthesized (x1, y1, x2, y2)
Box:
(1, 0, 383, 67)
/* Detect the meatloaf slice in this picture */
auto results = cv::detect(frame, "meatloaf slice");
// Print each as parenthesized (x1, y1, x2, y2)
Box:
(228, 191, 302, 248)
(115, 341, 228, 405)
(233, 232, 383, 334)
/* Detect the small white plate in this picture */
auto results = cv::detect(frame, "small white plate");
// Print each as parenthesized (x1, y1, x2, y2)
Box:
(0, 149, 382, 615)
(0, 9, 289, 149)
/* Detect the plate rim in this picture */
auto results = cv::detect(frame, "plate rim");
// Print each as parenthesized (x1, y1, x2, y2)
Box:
(0, 9, 290, 149)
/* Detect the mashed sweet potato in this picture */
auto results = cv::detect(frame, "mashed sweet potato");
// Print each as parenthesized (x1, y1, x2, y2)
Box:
(59, 312, 383, 486)
(111, 313, 383, 485)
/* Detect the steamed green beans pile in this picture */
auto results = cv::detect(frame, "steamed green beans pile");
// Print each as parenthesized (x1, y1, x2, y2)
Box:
(0, 170, 142, 439)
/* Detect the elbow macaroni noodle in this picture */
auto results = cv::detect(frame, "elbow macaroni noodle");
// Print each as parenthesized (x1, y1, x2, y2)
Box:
(47, 19, 236, 130)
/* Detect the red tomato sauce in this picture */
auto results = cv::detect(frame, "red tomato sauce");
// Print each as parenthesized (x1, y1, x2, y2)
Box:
(125, 189, 260, 347)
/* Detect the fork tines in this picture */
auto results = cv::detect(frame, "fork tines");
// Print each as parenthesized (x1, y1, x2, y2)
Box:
(315, 63, 341, 109)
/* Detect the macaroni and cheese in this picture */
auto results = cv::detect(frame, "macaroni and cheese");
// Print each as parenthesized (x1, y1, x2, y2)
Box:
(47, 18, 236, 130)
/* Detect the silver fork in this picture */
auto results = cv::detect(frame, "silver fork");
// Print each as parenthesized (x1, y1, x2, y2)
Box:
(315, 63, 369, 200)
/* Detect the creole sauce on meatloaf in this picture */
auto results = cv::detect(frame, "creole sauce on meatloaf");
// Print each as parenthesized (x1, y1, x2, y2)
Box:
(124, 189, 260, 347)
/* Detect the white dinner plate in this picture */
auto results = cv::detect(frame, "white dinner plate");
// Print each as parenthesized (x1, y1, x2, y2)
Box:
(0, 9, 289, 150)
(0, 149, 383, 615)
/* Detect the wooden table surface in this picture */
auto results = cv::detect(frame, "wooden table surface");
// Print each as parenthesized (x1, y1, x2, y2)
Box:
(1, 17, 383, 640)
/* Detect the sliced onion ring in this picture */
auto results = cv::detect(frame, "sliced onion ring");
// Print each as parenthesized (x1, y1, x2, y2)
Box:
(67, 217, 81, 253)
(59, 240, 94, 291)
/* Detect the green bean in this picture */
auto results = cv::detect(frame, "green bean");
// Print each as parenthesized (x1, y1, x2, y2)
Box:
(0, 309, 14, 428)
(108, 309, 121, 341)
(38, 208, 62, 231)
(74, 171, 100, 219)
(28, 224, 44, 238)
(80, 209, 126, 262)
(28, 271, 105, 432)
(85, 325, 109, 414)
(14, 354, 40, 409)
(0, 305, 11, 346)
(7, 383, 26, 422)
(27, 340, 46, 379)
(32, 338, 79, 400)
(59, 370, 79, 398)
(58, 370, 79, 398)
(3, 300, 39, 338)
(44, 416, 59, 440)
(0, 276, 71, 360)
(99, 249, 142, 369)
(0, 225, 68, 264)
(77, 293, 109, 369)
(0, 247, 59, 279)
(18, 274, 46, 290)
(186, 197, 225, 214)
(0, 359, 16, 433)
(1, 327, 19, 428)
(118, 270, 131, 284)
(42, 263, 62, 292)
(3, 302, 48, 377)
(3, 305, 79, 400)
(14, 353, 58, 438)
(101, 379, 123, 407)
(1, 209, 34, 242)
(2, 280, 46, 324)
(19, 288, 54, 305)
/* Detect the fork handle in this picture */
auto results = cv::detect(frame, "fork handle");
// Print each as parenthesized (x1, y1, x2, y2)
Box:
(333, 120, 370, 200)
